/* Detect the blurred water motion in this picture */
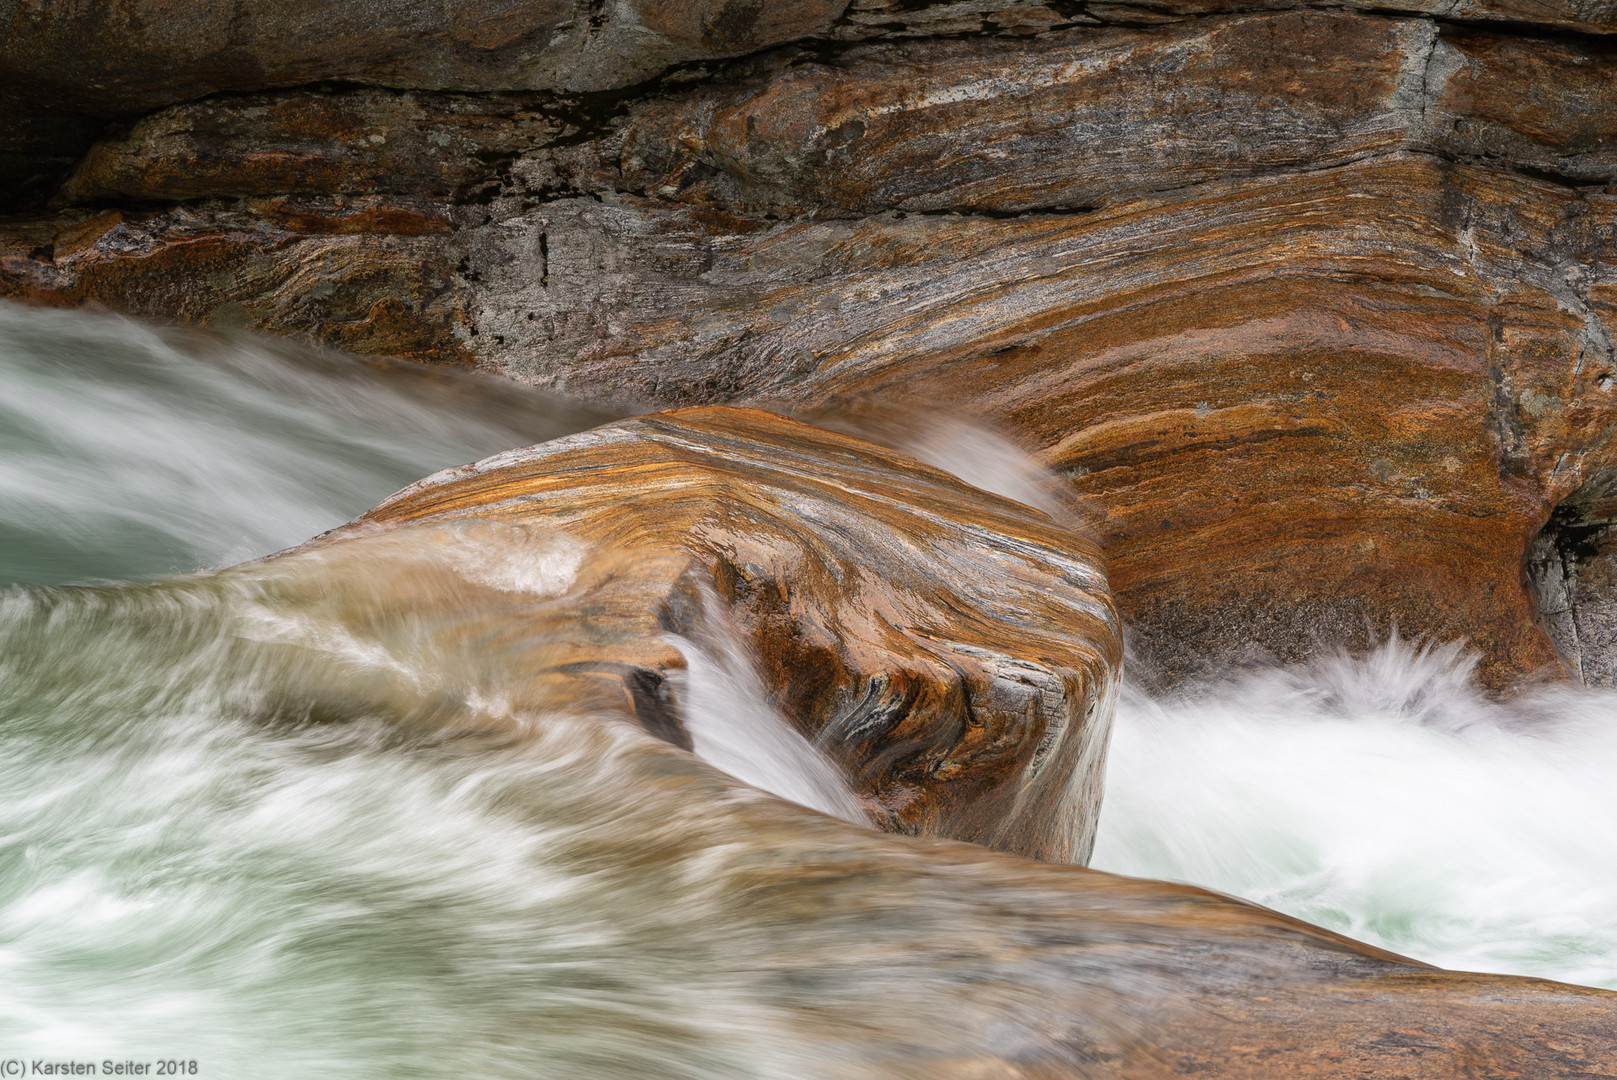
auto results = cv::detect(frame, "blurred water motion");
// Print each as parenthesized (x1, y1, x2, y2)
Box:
(0, 303, 1611, 1077)
(0, 302, 613, 586)
(1093, 636, 1617, 990)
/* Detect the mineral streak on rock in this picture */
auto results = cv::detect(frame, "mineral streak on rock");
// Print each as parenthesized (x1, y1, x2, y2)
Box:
(311, 405, 1122, 862)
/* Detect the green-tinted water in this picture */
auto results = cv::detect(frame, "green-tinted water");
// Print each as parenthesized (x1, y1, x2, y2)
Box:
(0, 302, 1611, 1078)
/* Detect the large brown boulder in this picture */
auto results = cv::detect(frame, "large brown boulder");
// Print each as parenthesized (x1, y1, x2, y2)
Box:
(298, 404, 1121, 862)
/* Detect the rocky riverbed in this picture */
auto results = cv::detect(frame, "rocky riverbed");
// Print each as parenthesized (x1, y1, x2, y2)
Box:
(4, 2, 1617, 1074)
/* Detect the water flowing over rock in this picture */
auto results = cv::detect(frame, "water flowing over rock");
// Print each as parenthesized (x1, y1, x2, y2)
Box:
(295, 404, 1121, 862)
(7, 3, 1617, 1071)
(197, 404, 1610, 1076)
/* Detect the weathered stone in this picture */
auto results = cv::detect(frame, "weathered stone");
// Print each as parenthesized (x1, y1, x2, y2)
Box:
(1430, 25, 1617, 186)
(58, 15, 1617, 216)
(556, 12, 1617, 216)
(7, 0, 1612, 209)
(0, 0, 850, 116)
(2, 0, 1607, 132)
(60, 90, 569, 205)
(1123, 0, 1616, 34)
(0, 201, 469, 363)
(306, 405, 1121, 861)
(586, 12, 1424, 215)
(1529, 471, 1617, 685)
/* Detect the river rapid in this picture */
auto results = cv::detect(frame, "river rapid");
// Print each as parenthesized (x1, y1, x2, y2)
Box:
(0, 303, 1612, 1077)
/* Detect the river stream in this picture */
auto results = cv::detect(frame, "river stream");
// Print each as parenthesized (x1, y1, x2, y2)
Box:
(0, 303, 1611, 1077)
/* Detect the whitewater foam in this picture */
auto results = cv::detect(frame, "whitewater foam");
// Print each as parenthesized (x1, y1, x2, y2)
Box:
(1092, 636, 1617, 989)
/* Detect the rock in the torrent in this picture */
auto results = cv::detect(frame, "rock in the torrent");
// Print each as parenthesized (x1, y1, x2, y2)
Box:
(293, 404, 1121, 863)
(7, 8, 1617, 689)
(222, 403, 1616, 1077)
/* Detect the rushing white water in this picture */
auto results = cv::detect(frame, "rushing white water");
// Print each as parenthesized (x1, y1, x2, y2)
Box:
(0, 303, 609, 586)
(1091, 637, 1617, 990)
(671, 628, 870, 826)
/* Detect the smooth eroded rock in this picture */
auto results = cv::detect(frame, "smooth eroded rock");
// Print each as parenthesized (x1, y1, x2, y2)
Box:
(305, 404, 1122, 861)
(195, 433, 1614, 1075)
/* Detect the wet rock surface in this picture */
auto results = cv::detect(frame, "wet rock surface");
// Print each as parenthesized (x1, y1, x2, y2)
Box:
(306, 405, 1121, 863)
(6, 5, 1617, 1068)
(5, 3, 1617, 689)
(240, 403, 1617, 1078)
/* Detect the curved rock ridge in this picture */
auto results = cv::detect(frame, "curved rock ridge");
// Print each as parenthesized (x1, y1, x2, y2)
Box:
(302, 404, 1122, 862)
(235, 404, 1615, 1076)
(149, 450, 1610, 1076)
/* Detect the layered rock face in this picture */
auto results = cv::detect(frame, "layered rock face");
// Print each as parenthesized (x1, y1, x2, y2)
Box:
(4, 4, 1616, 686)
(302, 405, 1121, 862)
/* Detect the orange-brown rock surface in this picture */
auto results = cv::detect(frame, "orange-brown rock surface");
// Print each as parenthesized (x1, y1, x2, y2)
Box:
(303, 404, 1121, 862)
(6, 5, 1617, 692)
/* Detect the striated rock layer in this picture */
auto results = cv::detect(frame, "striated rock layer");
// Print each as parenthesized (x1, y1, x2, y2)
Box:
(6, 6, 1617, 689)
(309, 404, 1122, 862)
